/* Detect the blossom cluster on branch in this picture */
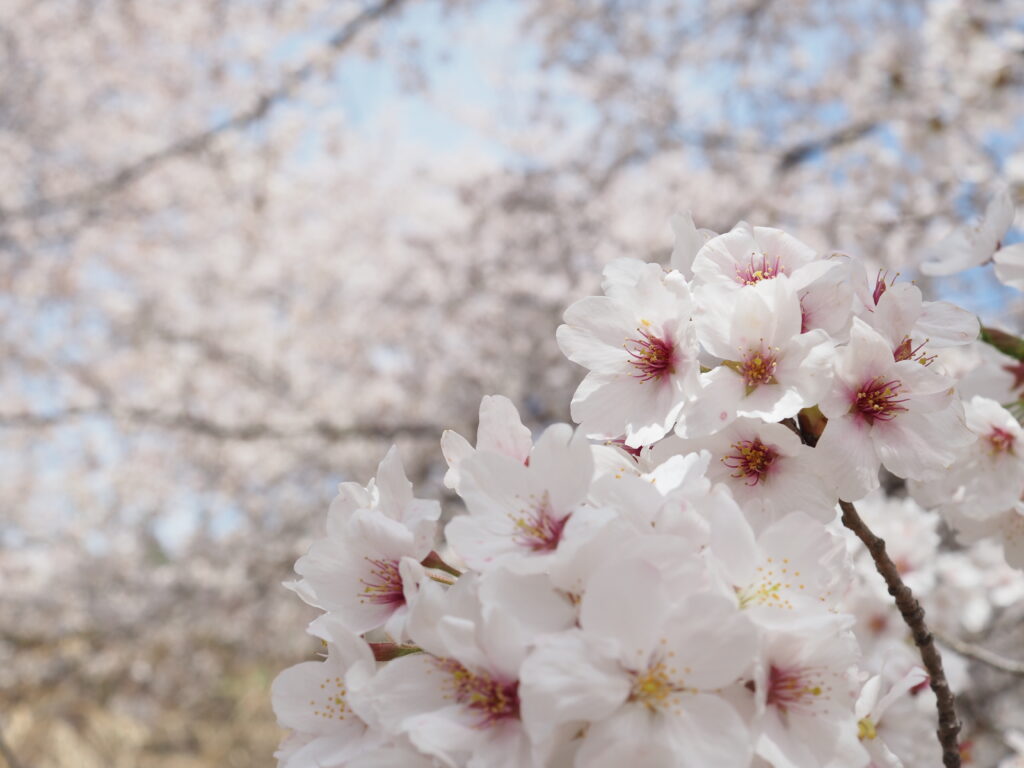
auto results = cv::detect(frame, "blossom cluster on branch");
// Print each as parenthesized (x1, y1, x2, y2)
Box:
(273, 197, 1024, 768)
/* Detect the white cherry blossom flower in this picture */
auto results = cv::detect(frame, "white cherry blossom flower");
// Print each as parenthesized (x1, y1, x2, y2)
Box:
(519, 555, 758, 768)
(557, 258, 701, 447)
(656, 419, 836, 527)
(909, 396, 1024, 515)
(709, 504, 849, 622)
(851, 664, 930, 768)
(859, 278, 979, 363)
(919, 183, 1015, 275)
(670, 210, 717, 278)
(272, 617, 383, 768)
(751, 615, 861, 768)
(441, 395, 533, 493)
(679, 277, 833, 436)
(447, 423, 616, 573)
(292, 450, 441, 637)
(691, 221, 824, 291)
(365, 572, 573, 768)
(815, 317, 973, 501)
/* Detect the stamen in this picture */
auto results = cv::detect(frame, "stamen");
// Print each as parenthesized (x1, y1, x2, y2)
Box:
(725, 345, 779, 394)
(722, 438, 778, 486)
(625, 328, 676, 382)
(988, 427, 1016, 455)
(765, 664, 826, 715)
(436, 659, 519, 727)
(508, 491, 568, 552)
(736, 253, 785, 285)
(628, 659, 689, 712)
(853, 376, 908, 424)
(359, 558, 405, 606)
(872, 270, 900, 306)
(893, 336, 936, 366)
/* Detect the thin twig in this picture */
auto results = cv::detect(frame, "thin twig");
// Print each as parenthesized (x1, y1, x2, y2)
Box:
(935, 630, 1024, 676)
(839, 499, 962, 767)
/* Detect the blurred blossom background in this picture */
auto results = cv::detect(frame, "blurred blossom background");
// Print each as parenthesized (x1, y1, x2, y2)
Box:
(2, 0, 1024, 765)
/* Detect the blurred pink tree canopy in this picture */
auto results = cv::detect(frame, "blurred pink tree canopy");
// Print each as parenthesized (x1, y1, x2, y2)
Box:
(1, 0, 1023, 765)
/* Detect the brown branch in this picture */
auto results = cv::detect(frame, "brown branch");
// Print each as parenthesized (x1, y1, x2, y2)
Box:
(0, 0, 405, 223)
(839, 499, 962, 767)
(934, 630, 1024, 676)
(795, 414, 961, 765)
(775, 119, 877, 172)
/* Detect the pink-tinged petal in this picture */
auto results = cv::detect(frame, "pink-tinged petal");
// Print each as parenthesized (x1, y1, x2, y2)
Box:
(815, 414, 880, 501)
(403, 704, 488, 766)
(557, 296, 638, 371)
(344, 745, 437, 768)
(709, 500, 759, 589)
(660, 593, 758, 690)
(872, 282, 922, 345)
(671, 211, 709, 277)
(518, 631, 631, 738)
(574, 704, 683, 768)
(874, 406, 970, 480)
(465, 720, 536, 768)
(285, 731, 387, 768)
(306, 615, 376, 668)
(441, 429, 474, 490)
(664, 693, 754, 768)
(675, 366, 744, 438)
(994, 242, 1024, 291)
(916, 300, 980, 347)
(580, 556, 670, 664)
(365, 654, 452, 733)
(476, 395, 533, 462)
(272, 659, 365, 738)
(528, 423, 593, 512)
(572, 371, 684, 447)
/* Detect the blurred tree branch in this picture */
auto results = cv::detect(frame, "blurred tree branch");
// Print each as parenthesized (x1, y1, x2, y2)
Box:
(935, 630, 1024, 676)
(0, 0, 406, 224)
(0, 405, 440, 443)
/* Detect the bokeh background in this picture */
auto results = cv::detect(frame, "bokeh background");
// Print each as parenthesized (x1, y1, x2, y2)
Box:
(2, 0, 1024, 765)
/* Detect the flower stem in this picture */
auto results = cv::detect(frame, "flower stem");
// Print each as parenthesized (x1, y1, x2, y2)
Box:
(838, 499, 962, 768)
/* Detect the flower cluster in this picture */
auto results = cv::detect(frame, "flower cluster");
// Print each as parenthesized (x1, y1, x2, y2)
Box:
(273, 207, 1024, 767)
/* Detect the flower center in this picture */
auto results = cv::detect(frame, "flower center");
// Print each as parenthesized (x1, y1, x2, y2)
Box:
(893, 336, 936, 366)
(725, 347, 779, 393)
(629, 661, 682, 712)
(359, 558, 405, 606)
(857, 717, 878, 741)
(509, 491, 568, 552)
(765, 664, 825, 714)
(310, 674, 350, 723)
(722, 438, 778, 486)
(626, 327, 676, 382)
(988, 427, 1015, 455)
(436, 659, 520, 727)
(736, 253, 784, 285)
(853, 376, 908, 424)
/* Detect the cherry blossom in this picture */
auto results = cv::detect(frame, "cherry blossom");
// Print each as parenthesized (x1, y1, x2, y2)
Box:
(557, 259, 701, 447)
(816, 317, 973, 501)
